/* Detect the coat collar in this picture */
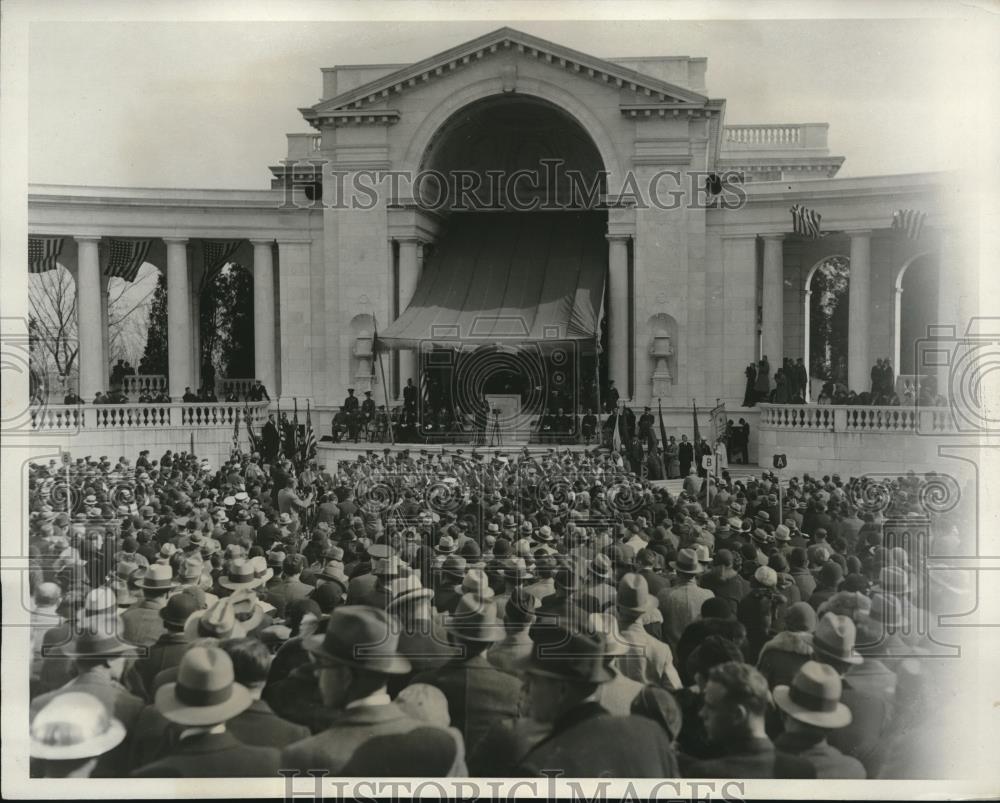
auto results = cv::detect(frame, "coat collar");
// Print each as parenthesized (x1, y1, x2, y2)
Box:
(331, 700, 408, 727)
(173, 730, 243, 754)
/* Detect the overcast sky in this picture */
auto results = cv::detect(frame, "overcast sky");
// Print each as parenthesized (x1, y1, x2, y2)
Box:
(28, 17, 987, 189)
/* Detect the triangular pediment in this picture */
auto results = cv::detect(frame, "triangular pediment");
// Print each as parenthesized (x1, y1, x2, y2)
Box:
(301, 27, 710, 126)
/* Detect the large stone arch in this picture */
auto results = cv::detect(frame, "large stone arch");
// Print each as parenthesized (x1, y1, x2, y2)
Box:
(399, 74, 626, 192)
(893, 250, 936, 374)
(802, 253, 850, 399)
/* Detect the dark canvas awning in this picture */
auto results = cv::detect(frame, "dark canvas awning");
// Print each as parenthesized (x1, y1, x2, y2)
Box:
(377, 211, 607, 350)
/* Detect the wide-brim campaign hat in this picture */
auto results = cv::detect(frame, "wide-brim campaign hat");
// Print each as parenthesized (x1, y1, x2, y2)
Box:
(30, 691, 127, 760)
(773, 661, 853, 729)
(304, 606, 411, 675)
(155, 646, 253, 726)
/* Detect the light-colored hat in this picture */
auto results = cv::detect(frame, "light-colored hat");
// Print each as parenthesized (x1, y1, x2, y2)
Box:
(30, 692, 127, 760)
(773, 660, 853, 729)
(459, 568, 495, 599)
(670, 548, 705, 575)
(184, 598, 247, 640)
(135, 564, 178, 591)
(813, 612, 864, 665)
(218, 559, 262, 591)
(155, 646, 252, 726)
(754, 566, 778, 588)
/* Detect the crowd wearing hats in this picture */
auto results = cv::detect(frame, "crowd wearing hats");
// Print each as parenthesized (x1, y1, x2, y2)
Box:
(25, 447, 969, 779)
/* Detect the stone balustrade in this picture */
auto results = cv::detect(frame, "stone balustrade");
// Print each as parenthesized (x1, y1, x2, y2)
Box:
(721, 123, 829, 151)
(759, 403, 955, 434)
(30, 402, 271, 431)
(217, 377, 260, 399)
(121, 374, 167, 395)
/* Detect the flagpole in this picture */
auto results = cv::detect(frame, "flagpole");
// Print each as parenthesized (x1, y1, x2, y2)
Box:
(594, 331, 603, 448)
(373, 314, 396, 446)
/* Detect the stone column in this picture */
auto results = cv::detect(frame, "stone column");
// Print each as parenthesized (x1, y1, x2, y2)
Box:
(761, 235, 784, 373)
(99, 274, 110, 388)
(397, 238, 421, 394)
(848, 230, 872, 393)
(251, 239, 277, 396)
(607, 234, 630, 400)
(190, 287, 202, 392)
(165, 237, 192, 400)
(75, 236, 104, 400)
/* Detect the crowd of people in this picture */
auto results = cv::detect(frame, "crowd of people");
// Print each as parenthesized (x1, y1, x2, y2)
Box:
(24, 438, 970, 780)
(743, 355, 948, 408)
(36, 366, 962, 778)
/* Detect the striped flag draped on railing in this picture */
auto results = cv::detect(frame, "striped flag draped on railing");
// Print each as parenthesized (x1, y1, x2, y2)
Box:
(104, 239, 153, 282)
(200, 240, 242, 291)
(790, 205, 822, 239)
(891, 209, 926, 241)
(28, 237, 64, 273)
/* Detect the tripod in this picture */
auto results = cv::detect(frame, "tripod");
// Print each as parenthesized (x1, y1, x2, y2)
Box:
(488, 410, 503, 447)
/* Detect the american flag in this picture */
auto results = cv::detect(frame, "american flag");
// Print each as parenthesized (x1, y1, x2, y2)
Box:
(233, 408, 241, 455)
(104, 239, 153, 282)
(200, 240, 242, 291)
(302, 400, 317, 463)
(28, 237, 63, 273)
(244, 404, 260, 453)
(292, 398, 301, 462)
(892, 209, 926, 241)
(790, 205, 822, 239)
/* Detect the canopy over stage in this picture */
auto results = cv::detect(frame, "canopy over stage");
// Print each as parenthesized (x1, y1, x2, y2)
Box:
(377, 211, 608, 351)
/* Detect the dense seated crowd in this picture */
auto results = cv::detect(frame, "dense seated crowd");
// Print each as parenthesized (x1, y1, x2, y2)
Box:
(25, 444, 968, 779)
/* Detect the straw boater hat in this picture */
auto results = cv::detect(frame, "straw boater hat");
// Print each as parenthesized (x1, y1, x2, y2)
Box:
(773, 660, 853, 729)
(30, 692, 127, 760)
(155, 646, 253, 726)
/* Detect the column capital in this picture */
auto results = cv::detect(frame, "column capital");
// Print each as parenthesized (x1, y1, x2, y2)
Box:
(162, 236, 189, 246)
(605, 233, 632, 243)
(846, 228, 873, 238)
(759, 233, 785, 242)
(249, 238, 275, 247)
(394, 236, 424, 246)
(73, 234, 102, 244)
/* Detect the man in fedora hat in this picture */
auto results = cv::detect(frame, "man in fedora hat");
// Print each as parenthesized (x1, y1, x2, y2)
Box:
(511, 619, 679, 777)
(659, 547, 715, 649)
(30, 691, 128, 778)
(132, 591, 201, 700)
(684, 661, 815, 778)
(773, 661, 866, 778)
(282, 606, 460, 776)
(385, 575, 459, 695)
(132, 646, 281, 777)
(122, 564, 179, 647)
(261, 554, 313, 618)
(218, 637, 310, 749)
(411, 593, 522, 756)
(810, 613, 890, 776)
(615, 573, 681, 690)
(31, 622, 145, 777)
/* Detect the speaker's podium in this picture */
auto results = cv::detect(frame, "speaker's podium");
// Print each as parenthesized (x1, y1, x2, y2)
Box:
(484, 394, 528, 445)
